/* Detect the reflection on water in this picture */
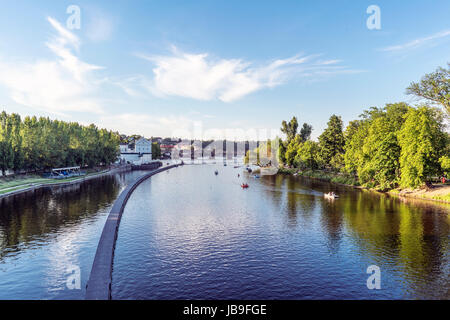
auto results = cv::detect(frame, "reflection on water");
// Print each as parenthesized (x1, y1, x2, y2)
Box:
(112, 165, 449, 299)
(0, 170, 146, 299)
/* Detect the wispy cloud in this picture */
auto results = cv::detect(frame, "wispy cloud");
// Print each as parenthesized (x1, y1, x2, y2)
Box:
(98, 113, 199, 138)
(136, 47, 357, 102)
(0, 17, 104, 115)
(380, 29, 450, 52)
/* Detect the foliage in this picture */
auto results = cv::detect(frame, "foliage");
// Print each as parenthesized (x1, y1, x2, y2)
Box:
(318, 114, 345, 168)
(152, 142, 161, 160)
(440, 156, 450, 176)
(280, 117, 298, 143)
(398, 106, 447, 188)
(294, 140, 320, 169)
(406, 63, 450, 115)
(0, 111, 120, 176)
(299, 123, 312, 142)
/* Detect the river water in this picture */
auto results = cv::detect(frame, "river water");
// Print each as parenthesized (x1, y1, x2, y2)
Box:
(0, 164, 449, 299)
(0, 170, 146, 299)
(112, 164, 449, 300)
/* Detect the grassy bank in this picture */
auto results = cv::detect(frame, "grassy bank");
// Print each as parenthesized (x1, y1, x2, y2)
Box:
(0, 169, 110, 195)
(278, 167, 450, 203)
(278, 168, 360, 186)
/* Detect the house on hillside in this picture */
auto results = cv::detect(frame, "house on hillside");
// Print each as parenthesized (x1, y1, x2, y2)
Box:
(119, 138, 153, 165)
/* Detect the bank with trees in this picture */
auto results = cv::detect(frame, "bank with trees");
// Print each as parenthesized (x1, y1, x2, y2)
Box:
(0, 113, 120, 176)
(275, 63, 450, 192)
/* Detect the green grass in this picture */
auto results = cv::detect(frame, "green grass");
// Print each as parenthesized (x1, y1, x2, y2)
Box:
(0, 170, 110, 194)
(0, 186, 27, 195)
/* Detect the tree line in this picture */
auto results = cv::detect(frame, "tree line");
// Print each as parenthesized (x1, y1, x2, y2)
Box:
(277, 63, 450, 190)
(0, 112, 120, 176)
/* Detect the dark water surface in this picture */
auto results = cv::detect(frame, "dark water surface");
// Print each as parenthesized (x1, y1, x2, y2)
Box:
(112, 165, 449, 299)
(0, 170, 147, 299)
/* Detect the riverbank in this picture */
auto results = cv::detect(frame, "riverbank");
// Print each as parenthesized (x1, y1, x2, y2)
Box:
(389, 185, 450, 203)
(0, 164, 132, 199)
(278, 167, 450, 204)
(278, 167, 360, 187)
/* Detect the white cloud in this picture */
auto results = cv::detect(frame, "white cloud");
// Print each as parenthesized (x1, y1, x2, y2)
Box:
(98, 113, 280, 141)
(381, 29, 450, 52)
(138, 47, 354, 102)
(99, 113, 199, 138)
(0, 17, 104, 115)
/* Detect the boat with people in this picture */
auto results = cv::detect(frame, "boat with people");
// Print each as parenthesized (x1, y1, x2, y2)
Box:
(324, 192, 339, 199)
(241, 183, 249, 189)
(253, 174, 260, 179)
(214, 170, 219, 175)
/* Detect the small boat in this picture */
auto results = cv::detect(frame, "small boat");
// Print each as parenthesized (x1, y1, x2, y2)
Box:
(324, 192, 339, 199)
(241, 183, 249, 189)
(247, 168, 253, 173)
(253, 175, 260, 179)
(214, 170, 219, 175)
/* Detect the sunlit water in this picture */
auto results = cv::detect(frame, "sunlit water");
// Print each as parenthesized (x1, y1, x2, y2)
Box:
(0, 170, 147, 299)
(0, 164, 448, 299)
(112, 164, 449, 300)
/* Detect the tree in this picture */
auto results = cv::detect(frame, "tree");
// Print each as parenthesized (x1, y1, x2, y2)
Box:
(299, 123, 312, 142)
(398, 106, 447, 188)
(152, 142, 161, 160)
(294, 140, 320, 169)
(0, 111, 14, 176)
(277, 138, 287, 165)
(359, 116, 401, 190)
(284, 135, 302, 166)
(406, 63, 450, 115)
(280, 117, 298, 143)
(440, 156, 450, 177)
(318, 115, 345, 169)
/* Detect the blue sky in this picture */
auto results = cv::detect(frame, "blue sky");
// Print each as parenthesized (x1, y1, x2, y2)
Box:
(0, 0, 449, 140)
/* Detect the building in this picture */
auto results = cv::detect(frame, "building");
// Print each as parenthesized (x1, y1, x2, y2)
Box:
(160, 144, 176, 158)
(119, 138, 153, 165)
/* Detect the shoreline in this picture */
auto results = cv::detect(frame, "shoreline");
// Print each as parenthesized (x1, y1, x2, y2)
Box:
(0, 165, 133, 200)
(278, 168, 450, 205)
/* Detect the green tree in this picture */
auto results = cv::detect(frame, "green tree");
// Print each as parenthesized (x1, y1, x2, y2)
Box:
(152, 142, 161, 160)
(277, 138, 287, 165)
(281, 117, 298, 143)
(284, 135, 302, 166)
(440, 156, 450, 177)
(294, 140, 320, 169)
(0, 111, 14, 176)
(398, 106, 447, 188)
(318, 114, 345, 169)
(299, 123, 312, 142)
(406, 63, 450, 115)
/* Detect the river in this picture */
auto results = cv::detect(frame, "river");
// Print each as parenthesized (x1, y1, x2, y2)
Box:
(0, 164, 449, 299)
(0, 170, 146, 299)
(111, 164, 449, 300)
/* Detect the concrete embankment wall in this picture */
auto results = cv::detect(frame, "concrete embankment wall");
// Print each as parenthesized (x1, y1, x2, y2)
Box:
(0, 165, 133, 200)
(85, 164, 181, 300)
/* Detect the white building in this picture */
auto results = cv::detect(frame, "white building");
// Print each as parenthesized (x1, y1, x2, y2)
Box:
(119, 138, 153, 165)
